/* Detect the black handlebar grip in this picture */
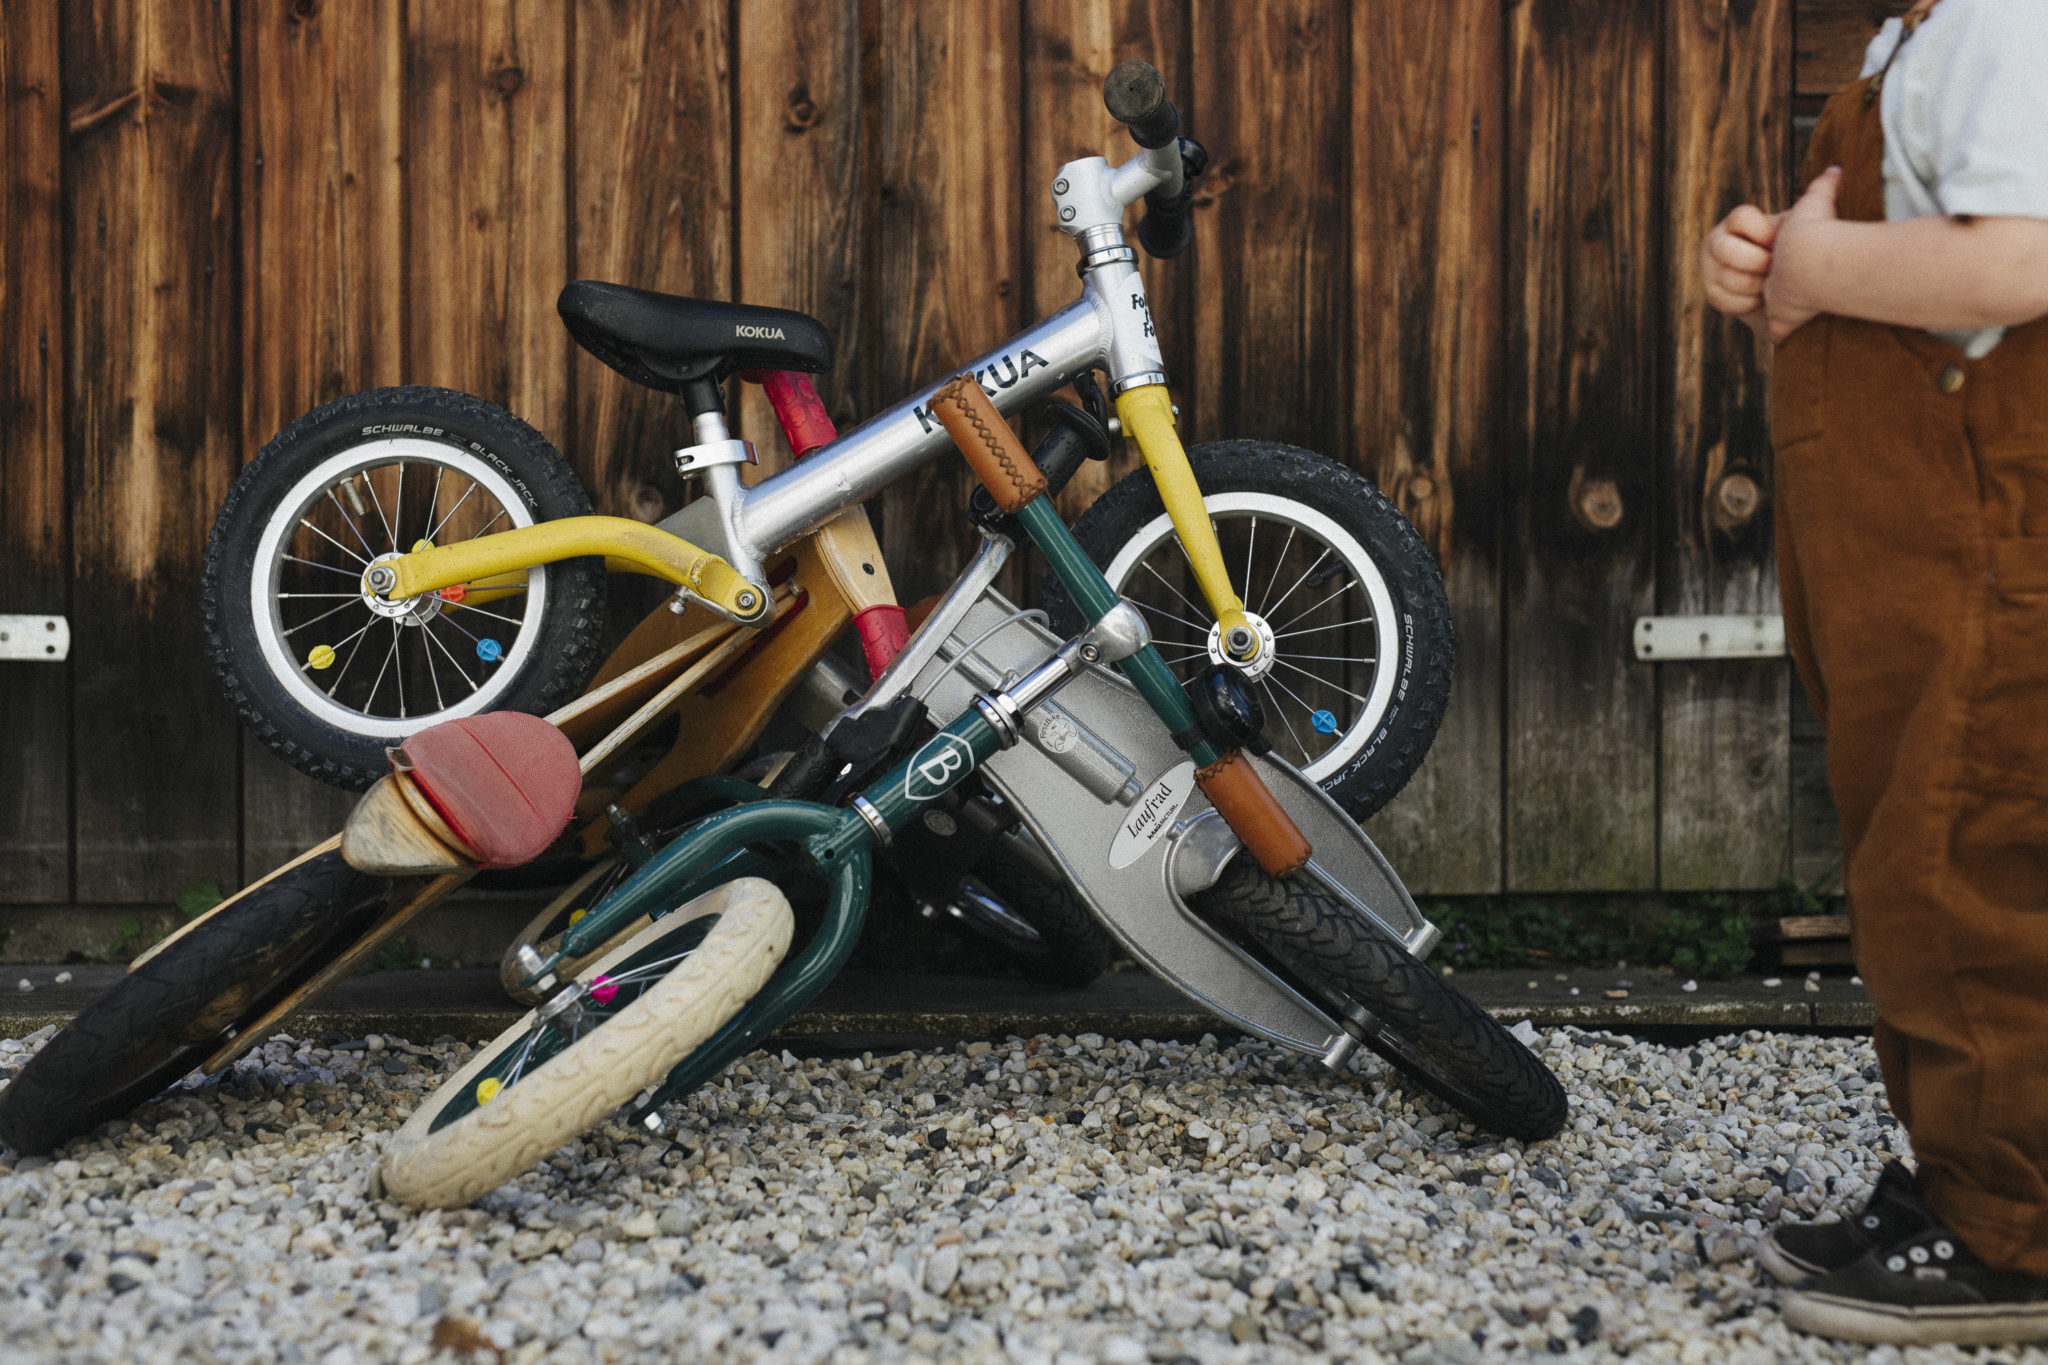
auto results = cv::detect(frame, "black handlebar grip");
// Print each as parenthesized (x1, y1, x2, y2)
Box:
(1137, 138, 1207, 260)
(1103, 61, 1179, 149)
(1031, 403, 1110, 497)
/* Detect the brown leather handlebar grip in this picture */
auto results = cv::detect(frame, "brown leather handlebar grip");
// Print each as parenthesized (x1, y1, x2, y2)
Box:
(1196, 749, 1313, 878)
(931, 374, 1047, 514)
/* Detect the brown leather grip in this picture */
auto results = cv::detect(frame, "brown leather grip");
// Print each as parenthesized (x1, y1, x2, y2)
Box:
(931, 374, 1046, 513)
(1196, 749, 1313, 878)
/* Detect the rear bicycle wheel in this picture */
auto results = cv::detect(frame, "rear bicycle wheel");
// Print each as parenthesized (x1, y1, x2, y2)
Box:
(1193, 858, 1566, 1141)
(382, 877, 792, 1209)
(0, 852, 388, 1154)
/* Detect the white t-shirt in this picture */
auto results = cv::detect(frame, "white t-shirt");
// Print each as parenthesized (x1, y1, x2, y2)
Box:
(1859, 0, 2048, 356)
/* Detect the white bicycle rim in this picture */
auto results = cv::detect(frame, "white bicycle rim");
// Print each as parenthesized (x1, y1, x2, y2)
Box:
(1099, 491, 1400, 782)
(249, 438, 552, 738)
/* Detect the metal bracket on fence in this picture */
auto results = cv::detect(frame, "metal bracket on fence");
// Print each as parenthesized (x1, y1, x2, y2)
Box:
(0, 616, 69, 661)
(1633, 614, 1785, 662)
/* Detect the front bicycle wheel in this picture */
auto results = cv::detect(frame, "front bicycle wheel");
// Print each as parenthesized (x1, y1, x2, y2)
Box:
(0, 851, 389, 1154)
(1194, 859, 1566, 1141)
(202, 386, 606, 790)
(1049, 442, 1452, 822)
(382, 877, 791, 1209)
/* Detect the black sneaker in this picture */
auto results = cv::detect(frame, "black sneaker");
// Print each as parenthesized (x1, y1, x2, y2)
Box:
(1757, 1160, 1934, 1286)
(1782, 1224, 2048, 1345)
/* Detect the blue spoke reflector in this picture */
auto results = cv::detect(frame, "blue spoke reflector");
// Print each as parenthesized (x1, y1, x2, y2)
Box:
(1311, 709, 1339, 735)
(477, 638, 505, 663)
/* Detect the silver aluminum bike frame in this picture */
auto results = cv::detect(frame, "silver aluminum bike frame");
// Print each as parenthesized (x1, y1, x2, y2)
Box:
(654, 141, 1184, 582)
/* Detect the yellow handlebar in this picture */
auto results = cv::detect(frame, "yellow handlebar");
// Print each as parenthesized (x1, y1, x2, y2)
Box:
(1114, 385, 1256, 659)
(375, 516, 768, 623)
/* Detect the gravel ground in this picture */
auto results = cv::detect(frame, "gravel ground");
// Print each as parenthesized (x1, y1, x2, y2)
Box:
(1, 1022, 2043, 1365)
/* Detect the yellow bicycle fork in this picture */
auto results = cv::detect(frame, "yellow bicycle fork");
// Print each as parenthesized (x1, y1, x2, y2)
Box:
(1114, 384, 1257, 661)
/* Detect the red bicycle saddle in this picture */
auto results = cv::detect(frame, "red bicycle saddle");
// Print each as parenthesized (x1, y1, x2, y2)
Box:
(390, 713, 580, 870)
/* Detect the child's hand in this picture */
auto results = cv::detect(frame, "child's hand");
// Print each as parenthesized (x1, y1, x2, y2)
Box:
(1763, 167, 1844, 343)
(1702, 203, 1781, 341)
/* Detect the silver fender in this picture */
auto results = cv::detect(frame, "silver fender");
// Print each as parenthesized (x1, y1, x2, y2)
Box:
(909, 590, 1439, 1058)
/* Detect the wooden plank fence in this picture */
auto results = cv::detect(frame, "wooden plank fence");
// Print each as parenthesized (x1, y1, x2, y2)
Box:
(0, 0, 1907, 906)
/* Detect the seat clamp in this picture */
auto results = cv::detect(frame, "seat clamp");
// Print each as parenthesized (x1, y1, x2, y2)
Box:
(673, 438, 758, 475)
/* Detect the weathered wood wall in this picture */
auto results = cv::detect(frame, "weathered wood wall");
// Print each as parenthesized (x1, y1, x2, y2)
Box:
(0, 0, 1902, 905)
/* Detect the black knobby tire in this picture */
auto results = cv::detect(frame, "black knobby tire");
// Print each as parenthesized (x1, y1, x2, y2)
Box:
(952, 832, 1114, 988)
(202, 386, 606, 791)
(1194, 858, 1566, 1141)
(0, 853, 388, 1154)
(1046, 442, 1453, 822)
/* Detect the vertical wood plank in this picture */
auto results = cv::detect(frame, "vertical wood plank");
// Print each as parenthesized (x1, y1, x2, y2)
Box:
(1660, 0, 1792, 890)
(64, 0, 243, 900)
(867, 0, 1022, 605)
(406, 2, 571, 442)
(239, 0, 405, 878)
(571, 0, 731, 514)
(1349, 0, 1506, 894)
(0, 0, 71, 900)
(1021, 0, 1182, 521)
(736, 2, 861, 480)
(1187, 2, 1345, 451)
(1504, 0, 1660, 891)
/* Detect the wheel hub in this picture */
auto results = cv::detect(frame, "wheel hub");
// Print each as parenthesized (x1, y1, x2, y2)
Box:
(361, 551, 444, 625)
(1206, 610, 1276, 680)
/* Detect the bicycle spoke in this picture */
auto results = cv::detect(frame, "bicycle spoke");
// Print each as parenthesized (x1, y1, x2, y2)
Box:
(297, 517, 371, 567)
(421, 621, 449, 710)
(446, 600, 526, 628)
(283, 554, 364, 582)
(1272, 615, 1378, 640)
(357, 470, 397, 546)
(391, 621, 408, 719)
(1130, 597, 1204, 642)
(1269, 577, 1358, 635)
(1140, 557, 1212, 623)
(1159, 649, 1210, 666)
(363, 623, 400, 715)
(325, 488, 380, 562)
(1260, 677, 1310, 763)
(422, 619, 481, 693)
(276, 591, 363, 599)
(1243, 516, 1257, 599)
(324, 622, 375, 697)
(1273, 658, 1368, 706)
(1262, 546, 1331, 624)
(425, 480, 480, 545)
(1274, 651, 1377, 665)
(281, 599, 361, 636)
(394, 462, 408, 551)
(307, 619, 373, 675)
(1258, 525, 1298, 609)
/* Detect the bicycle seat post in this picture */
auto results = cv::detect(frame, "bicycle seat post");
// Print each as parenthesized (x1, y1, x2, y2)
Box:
(674, 375, 765, 589)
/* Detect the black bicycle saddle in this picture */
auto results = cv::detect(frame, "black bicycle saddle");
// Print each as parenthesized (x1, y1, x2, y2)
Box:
(557, 281, 831, 393)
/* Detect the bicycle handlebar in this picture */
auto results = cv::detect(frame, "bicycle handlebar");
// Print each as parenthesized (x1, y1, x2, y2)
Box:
(1101, 61, 1201, 260)
(1103, 61, 1179, 149)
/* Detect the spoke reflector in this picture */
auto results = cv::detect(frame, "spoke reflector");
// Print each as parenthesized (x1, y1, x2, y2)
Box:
(476, 1077, 502, 1105)
(1312, 709, 1339, 735)
(308, 644, 336, 671)
(589, 975, 619, 1005)
(477, 638, 504, 663)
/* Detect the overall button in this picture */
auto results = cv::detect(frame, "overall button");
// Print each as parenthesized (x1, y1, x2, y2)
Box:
(1937, 365, 1966, 395)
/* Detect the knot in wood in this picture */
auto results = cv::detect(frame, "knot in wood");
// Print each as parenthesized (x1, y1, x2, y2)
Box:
(1715, 472, 1760, 524)
(784, 87, 818, 132)
(494, 66, 525, 95)
(1574, 476, 1624, 531)
(292, 0, 321, 19)
(1407, 474, 1436, 501)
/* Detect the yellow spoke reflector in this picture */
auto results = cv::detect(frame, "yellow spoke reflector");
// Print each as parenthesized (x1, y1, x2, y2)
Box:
(308, 645, 337, 671)
(476, 1077, 502, 1105)
(568, 908, 587, 926)
(412, 539, 435, 553)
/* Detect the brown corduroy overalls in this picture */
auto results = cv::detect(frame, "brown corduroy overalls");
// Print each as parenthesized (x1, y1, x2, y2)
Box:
(1772, 24, 2048, 1277)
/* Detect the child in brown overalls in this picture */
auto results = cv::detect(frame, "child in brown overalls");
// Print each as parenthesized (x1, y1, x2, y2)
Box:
(1700, 0, 2048, 1345)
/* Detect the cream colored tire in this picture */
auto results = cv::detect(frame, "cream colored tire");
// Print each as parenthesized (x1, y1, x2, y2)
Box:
(381, 877, 791, 1208)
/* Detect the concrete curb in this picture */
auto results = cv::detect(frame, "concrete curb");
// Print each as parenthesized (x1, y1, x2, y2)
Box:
(0, 963, 1873, 1046)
